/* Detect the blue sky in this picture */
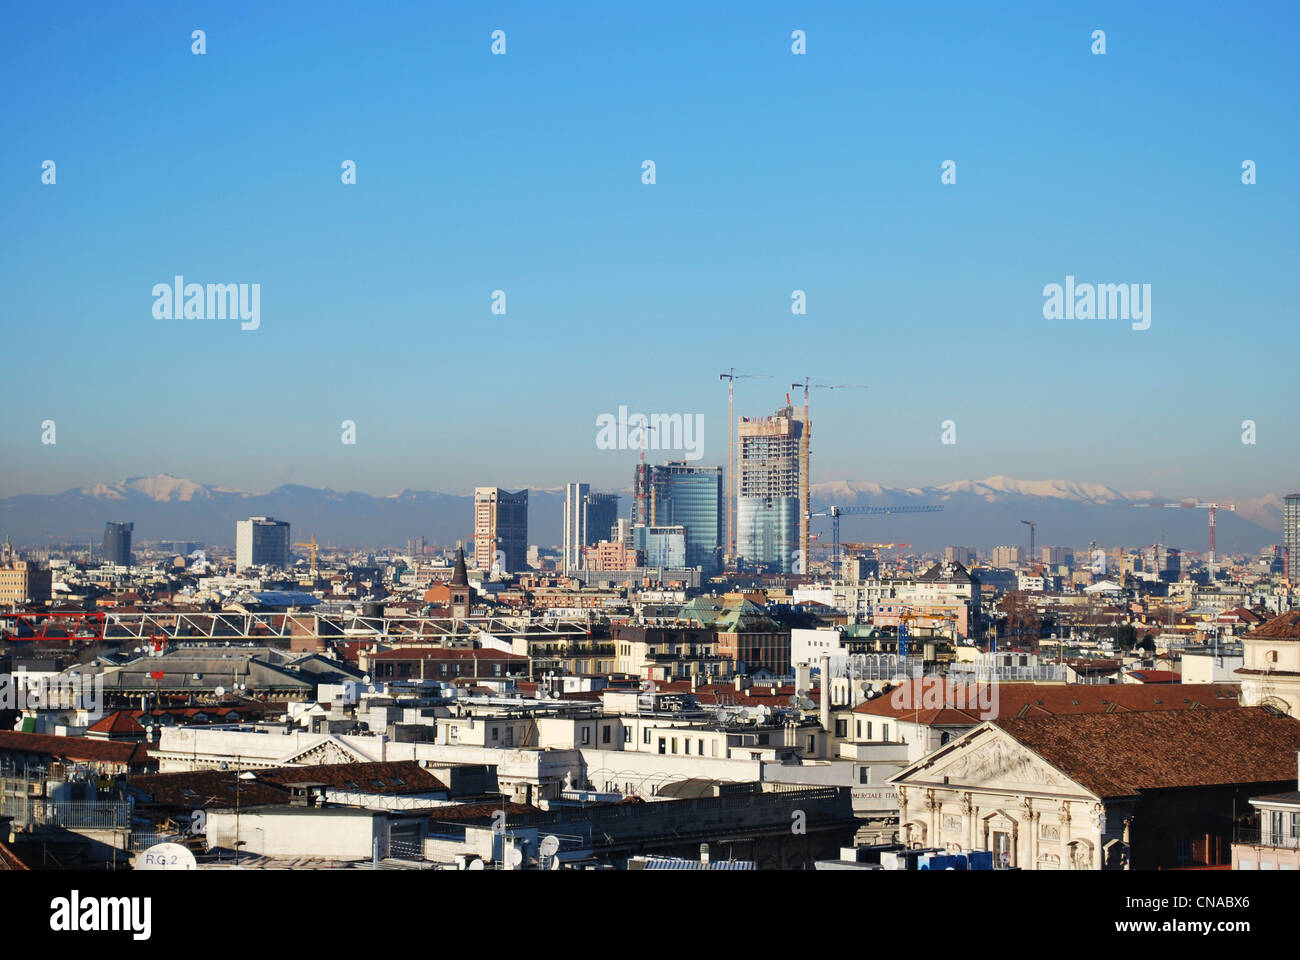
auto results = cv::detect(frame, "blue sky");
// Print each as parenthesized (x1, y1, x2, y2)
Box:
(2, 1, 1296, 500)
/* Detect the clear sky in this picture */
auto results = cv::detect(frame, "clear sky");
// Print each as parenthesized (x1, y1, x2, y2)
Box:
(2, 1, 1296, 500)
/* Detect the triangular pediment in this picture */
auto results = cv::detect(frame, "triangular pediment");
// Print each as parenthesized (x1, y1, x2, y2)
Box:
(892, 724, 1095, 797)
(278, 736, 369, 766)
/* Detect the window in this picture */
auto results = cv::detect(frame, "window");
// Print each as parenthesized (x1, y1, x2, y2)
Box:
(835, 719, 848, 738)
(581, 727, 591, 745)
(684, 739, 691, 755)
(1291, 812, 1300, 837)
(644, 728, 651, 745)
(671, 737, 678, 754)
(856, 720, 862, 739)
(859, 767, 870, 784)
(882, 723, 890, 741)
(602, 725, 611, 744)
(698, 739, 704, 755)
(712, 741, 718, 757)
(1270, 810, 1284, 842)
(807, 735, 816, 753)
(658, 738, 666, 755)
(866, 721, 873, 740)
(624, 727, 632, 744)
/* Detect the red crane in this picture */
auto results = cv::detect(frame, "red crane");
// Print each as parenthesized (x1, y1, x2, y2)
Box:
(1131, 500, 1237, 565)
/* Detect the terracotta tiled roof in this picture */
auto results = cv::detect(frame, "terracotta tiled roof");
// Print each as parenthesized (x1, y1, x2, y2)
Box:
(996, 706, 1300, 798)
(1251, 611, 1300, 640)
(853, 682, 1239, 725)
(87, 711, 147, 736)
(129, 761, 446, 809)
(0, 730, 151, 767)
(0, 840, 29, 871)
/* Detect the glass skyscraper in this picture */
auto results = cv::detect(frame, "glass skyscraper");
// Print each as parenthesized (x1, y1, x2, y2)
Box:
(639, 462, 722, 573)
(103, 521, 133, 565)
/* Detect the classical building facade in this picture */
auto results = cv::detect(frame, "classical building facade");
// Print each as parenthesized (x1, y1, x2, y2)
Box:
(890, 707, 1300, 869)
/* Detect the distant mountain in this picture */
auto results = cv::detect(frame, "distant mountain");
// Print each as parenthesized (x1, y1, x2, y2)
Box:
(0, 473, 1284, 555)
(808, 477, 1281, 556)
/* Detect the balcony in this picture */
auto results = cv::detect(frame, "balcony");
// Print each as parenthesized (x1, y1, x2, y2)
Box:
(1234, 827, 1300, 851)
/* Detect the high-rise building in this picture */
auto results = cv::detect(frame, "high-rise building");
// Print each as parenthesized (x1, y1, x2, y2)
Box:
(634, 525, 687, 568)
(991, 545, 1023, 568)
(563, 482, 591, 572)
(236, 517, 291, 570)
(103, 521, 133, 566)
(1285, 493, 1300, 582)
(636, 462, 723, 572)
(945, 546, 977, 565)
(407, 536, 426, 558)
(736, 408, 804, 573)
(474, 487, 528, 574)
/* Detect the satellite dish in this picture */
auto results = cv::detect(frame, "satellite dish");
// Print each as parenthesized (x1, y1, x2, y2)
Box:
(214, 686, 226, 697)
(506, 847, 523, 867)
(466, 858, 485, 871)
(136, 842, 196, 871)
(363, 675, 372, 684)
(539, 835, 560, 859)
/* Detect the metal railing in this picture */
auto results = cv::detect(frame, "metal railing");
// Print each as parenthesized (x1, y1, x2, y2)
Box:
(1235, 827, 1300, 851)
(1, 797, 131, 829)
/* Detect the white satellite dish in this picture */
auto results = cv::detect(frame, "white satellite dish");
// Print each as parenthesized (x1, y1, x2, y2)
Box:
(136, 842, 196, 871)
(506, 847, 523, 868)
(214, 686, 226, 697)
(539, 835, 560, 859)
(466, 858, 485, 871)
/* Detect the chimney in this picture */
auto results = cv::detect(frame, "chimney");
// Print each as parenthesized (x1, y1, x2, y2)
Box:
(795, 662, 811, 696)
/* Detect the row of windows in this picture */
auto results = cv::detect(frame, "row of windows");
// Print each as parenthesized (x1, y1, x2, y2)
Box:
(657, 736, 719, 757)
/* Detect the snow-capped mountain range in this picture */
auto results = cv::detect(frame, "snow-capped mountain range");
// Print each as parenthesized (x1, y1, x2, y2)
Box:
(0, 474, 1284, 553)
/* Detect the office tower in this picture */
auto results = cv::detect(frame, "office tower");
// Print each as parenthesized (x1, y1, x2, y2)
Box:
(992, 545, 1023, 568)
(1285, 493, 1300, 582)
(562, 483, 590, 572)
(236, 517, 292, 570)
(474, 487, 528, 574)
(407, 536, 426, 558)
(584, 492, 619, 553)
(640, 462, 723, 572)
(945, 546, 977, 566)
(634, 525, 687, 568)
(103, 521, 133, 565)
(736, 407, 804, 573)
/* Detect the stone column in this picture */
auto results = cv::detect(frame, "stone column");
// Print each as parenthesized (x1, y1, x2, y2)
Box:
(962, 793, 974, 851)
(1059, 801, 1073, 867)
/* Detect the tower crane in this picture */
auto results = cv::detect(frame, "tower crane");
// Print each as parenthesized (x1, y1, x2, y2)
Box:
(790, 377, 869, 567)
(1131, 500, 1237, 565)
(718, 369, 771, 564)
(809, 504, 943, 577)
(295, 535, 321, 577)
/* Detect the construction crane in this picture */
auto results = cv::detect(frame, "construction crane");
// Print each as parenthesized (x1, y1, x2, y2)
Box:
(718, 369, 771, 564)
(790, 377, 869, 567)
(1131, 500, 1237, 565)
(632, 421, 660, 527)
(295, 535, 321, 576)
(1020, 520, 1036, 566)
(809, 505, 943, 577)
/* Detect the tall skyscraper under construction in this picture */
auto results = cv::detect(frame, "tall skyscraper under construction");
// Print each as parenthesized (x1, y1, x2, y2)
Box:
(736, 406, 805, 573)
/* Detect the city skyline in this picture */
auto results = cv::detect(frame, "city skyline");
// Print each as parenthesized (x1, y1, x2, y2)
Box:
(3, 2, 1297, 500)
